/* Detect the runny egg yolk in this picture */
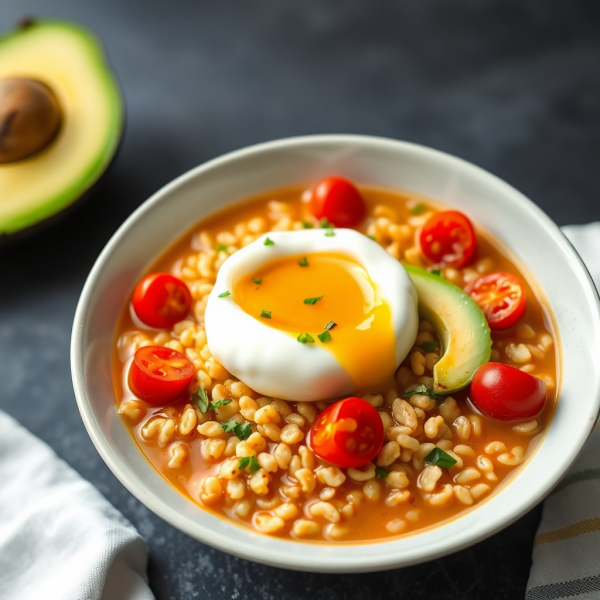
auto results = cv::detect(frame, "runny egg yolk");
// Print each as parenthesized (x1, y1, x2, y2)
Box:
(232, 252, 397, 392)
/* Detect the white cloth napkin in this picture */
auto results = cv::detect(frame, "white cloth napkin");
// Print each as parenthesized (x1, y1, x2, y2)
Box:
(0, 409, 155, 600)
(526, 223, 600, 599)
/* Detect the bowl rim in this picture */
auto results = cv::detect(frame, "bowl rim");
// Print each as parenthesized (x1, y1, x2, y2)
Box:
(71, 133, 600, 572)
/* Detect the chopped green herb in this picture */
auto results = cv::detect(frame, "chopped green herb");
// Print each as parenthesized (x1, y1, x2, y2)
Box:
(298, 257, 309, 267)
(303, 296, 323, 305)
(317, 331, 332, 343)
(252, 278, 262, 285)
(191, 388, 210, 413)
(216, 243, 228, 252)
(425, 447, 457, 469)
(325, 230, 335, 237)
(375, 467, 388, 479)
(325, 321, 337, 331)
(431, 269, 441, 276)
(218, 291, 231, 298)
(410, 204, 427, 215)
(297, 333, 315, 344)
(222, 420, 253, 441)
(260, 310, 272, 319)
(403, 384, 437, 400)
(238, 455, 260, 472)
(302, 221, 313, 229)
(211, 399, 232, 410)
(319, 218, 332, 229)
(421, 340, 440, 352)
(368, 234, 376, 241)
(264, 237, 275, 246)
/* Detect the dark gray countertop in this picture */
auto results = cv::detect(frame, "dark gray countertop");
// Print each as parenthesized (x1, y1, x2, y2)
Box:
(1, 1, 599, 598)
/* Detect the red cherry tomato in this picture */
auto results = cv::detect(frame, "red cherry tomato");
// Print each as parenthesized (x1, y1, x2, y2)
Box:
(132, 273, 192, 329)
(470, 362, 546, 421)
(307, 397, 384, 468)
(419, 210, 477, 268)
(465, 272, 527, 330)
(129, 345, 194, 405)
(309, 176, 367, 228)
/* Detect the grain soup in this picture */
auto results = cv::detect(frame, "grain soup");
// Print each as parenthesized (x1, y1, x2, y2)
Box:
(113, 183, 559, 543)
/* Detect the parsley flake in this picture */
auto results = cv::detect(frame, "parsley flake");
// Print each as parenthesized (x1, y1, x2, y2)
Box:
(403, 384, 437, 400)
(260, 310, 272, 319)
(221, 420, 253, 441)
(303, 296, 323, 305)
(216, 243, 228, 252)
(252, 278, 262, 285)
(239, 455, 260, 472)
(302, 221, 313, 229)
(375, 467, 388, 479)
(425, 447, 457, 469)
(319, 218, 332, 229)
(325, 321, 337, 331)
(431, 269, 441, 276)
(298, 257, 309, 267)
(191, 388, 210, 413)
(211, 399, 232, 410)
(297, 333, 315, 344)
(264, 237, 275, 246)
(368, 234, 376, 241)
(325, 230, 335, 237)
(218, 291, 231, 298)
(317, 331, 332, 343)
(421, 340, 440, 352)
(410, 204, 427, 215)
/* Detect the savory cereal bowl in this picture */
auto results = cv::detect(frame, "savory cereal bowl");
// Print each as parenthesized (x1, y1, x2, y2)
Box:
(71, 135, 600, 572)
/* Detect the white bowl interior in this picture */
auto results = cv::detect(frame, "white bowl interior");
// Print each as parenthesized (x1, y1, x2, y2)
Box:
(72, 135, 600, 572)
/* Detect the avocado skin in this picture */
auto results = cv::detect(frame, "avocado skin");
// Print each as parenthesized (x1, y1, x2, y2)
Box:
(405, 265, 492, 395)
(0, 19, 124, 236)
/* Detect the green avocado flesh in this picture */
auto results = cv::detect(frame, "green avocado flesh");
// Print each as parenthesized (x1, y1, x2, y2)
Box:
(0, 20, 123, 234)
(405, 265, 492, 395)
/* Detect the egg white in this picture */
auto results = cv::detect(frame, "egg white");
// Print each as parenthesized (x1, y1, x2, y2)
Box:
(204, 228, 418, 401)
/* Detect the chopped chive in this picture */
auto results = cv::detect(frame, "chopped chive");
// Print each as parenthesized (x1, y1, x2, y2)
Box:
(264, 237, 275, 246)
(410, 204, 427, 215)
(403, 384, 437, 400)
(317, 331, 332, 343)
(210, 399, 232, 410)
(325, 321, 337, 331)
(191, 388, 210, 413)
(375, 467, 388, 479)
(216, 243, 228, 252)
(218, 291, 231, 298)
(302, 221, 313, 229)
(421, 340, 440, 352)
(297, 333, 315, 344)
(431, 268, 441, 276)
(298, 256, 309, 267)
(325, 230, 335, 237)
(252, 278, 262, 285)
(260, 310, 272, 319)
(425, 447, 457, 469)
(238, 456, 250, 470)
(303, 296, 323, 305)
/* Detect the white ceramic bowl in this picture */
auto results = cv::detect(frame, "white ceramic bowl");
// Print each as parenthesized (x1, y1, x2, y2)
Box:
(71, 135, 600, 572)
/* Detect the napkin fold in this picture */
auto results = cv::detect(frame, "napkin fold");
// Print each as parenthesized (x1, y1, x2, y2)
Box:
(0, 410, 155, 600)
(526, 223, 600, 600)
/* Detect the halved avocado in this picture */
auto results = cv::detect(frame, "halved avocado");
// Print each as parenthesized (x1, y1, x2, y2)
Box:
(0, 19, 123, 234)
(405, 265, 492, 395)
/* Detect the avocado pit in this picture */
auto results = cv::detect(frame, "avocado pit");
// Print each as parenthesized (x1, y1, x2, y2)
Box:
(0, 77, 62, 163)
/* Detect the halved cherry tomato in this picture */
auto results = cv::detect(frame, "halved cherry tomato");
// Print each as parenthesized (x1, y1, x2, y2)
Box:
(419, 210, 477, 268)
(132, 273, 192, 329)
(307, 397, 384, 468)
(465, 272, 526, 330)
(309, 176, 366, 228)
(129, 345, 194, 405)
(470, 362, 546, 421)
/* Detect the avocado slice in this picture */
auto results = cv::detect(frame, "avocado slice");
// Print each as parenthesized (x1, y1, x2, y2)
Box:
(405, 265, 492, 395)
(0, 19, 123, 234)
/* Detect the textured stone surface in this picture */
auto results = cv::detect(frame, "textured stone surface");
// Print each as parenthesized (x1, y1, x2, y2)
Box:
(1, 1, 599, 598)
